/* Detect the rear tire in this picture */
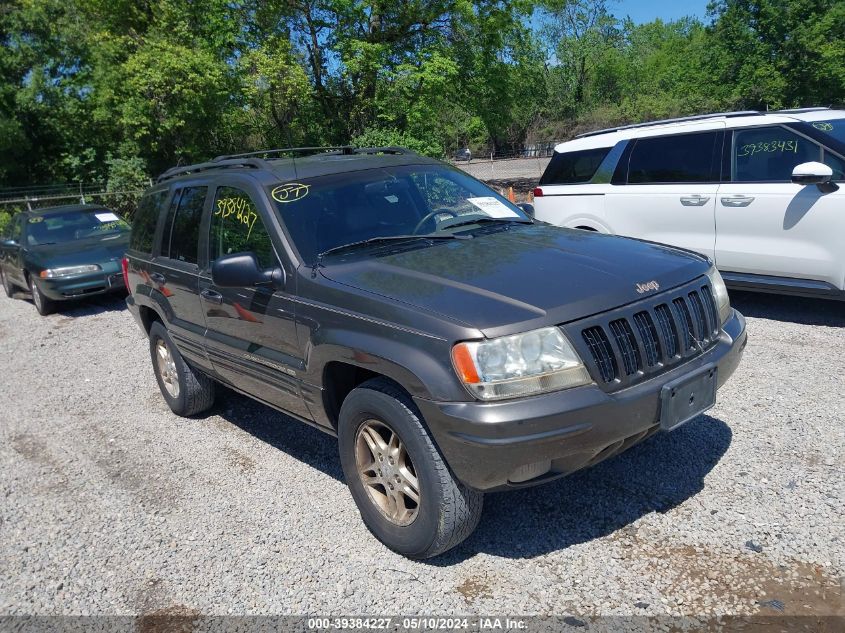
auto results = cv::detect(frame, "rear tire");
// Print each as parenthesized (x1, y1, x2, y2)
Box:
(149, 321, 215, 416)
(338, 378, 483, 559)
(28, 277, 54, 316)
(1, 268, 15, 298)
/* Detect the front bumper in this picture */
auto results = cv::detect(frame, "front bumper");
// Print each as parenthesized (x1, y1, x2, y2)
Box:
(36, 265, 125, 301)
(414, 309, 747, 491)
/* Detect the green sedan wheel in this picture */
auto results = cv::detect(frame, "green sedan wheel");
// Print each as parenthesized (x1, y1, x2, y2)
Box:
(1, 268, 15, 298)
(28, 277, 54, 316)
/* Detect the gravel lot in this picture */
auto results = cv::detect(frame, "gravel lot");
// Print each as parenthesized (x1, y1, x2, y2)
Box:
(0, 286, 842, 621)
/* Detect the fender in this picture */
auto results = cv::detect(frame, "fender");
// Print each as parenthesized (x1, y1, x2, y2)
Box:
(303, 327, 469, 404)
(132, 283, 177, 326)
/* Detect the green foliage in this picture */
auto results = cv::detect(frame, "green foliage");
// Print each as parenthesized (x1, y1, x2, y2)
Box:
(0, 0, 843, 190)
(0, 211, 12, 237)
(105, 155, 150, 217)
(351, 128, 442, 158)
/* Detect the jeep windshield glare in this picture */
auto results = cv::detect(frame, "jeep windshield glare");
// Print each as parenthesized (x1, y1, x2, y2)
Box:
(268, 164, 530, 263)
(25, 210, 129, 246)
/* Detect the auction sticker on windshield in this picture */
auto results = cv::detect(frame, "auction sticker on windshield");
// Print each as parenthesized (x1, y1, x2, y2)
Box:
(95, 212, 120, 222)
(467, 197, 519, 218)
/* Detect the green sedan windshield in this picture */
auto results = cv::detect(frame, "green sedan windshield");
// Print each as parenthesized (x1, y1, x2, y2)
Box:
(25, 210, 129, 246)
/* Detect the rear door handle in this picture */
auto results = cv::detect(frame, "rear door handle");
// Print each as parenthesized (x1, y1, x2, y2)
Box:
(149, 272, 166, 284)
(680, 195, 710, 206)
(201, 288, 223, 304)
(721, 195, 755, 207)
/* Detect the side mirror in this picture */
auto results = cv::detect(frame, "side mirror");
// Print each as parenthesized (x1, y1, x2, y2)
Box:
(516, 202, 535, 218)
(792, 161, 833, 185)
(1, 239, 18, 247)
(211, 252, 284, 289)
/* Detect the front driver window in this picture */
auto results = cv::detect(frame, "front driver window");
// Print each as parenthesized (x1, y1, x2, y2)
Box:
(209, 187, 277, 269)
(822, 150, 845, 180)
(733, 127, 821, 182)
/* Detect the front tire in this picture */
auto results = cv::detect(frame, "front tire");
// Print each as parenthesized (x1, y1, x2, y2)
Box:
(149, 321, 215, 416)
(1, 268, 15, 298)
(338, 378, 483, 559)
(28, 277, 54, 315)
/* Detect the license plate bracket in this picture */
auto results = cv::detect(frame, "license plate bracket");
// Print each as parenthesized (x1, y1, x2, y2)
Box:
(659, 365, 717, 432)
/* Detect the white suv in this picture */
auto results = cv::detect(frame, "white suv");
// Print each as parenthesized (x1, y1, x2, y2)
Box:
(534, 108, 845, 300)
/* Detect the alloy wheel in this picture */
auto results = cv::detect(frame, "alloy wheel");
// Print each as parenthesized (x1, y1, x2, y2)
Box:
(30, 280, 42, 311)
(355, 419, 420, 526)
(155, 338, 180, 398)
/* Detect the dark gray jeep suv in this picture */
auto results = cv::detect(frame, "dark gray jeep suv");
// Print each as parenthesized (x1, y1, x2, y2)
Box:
(125, 146, 747, 558)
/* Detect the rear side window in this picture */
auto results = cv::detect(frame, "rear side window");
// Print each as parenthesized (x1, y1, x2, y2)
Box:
(130, 190, 167, 253)
(733, 127, 821, 182)
(209, 187, 276, 269)
(163, 187, 207, 264)
(540, 148, 611, 185)
(626, 131, 720, 184)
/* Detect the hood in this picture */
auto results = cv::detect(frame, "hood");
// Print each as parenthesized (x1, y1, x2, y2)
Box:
(26, 233, 129, 269)
(321, 224, 709, 335)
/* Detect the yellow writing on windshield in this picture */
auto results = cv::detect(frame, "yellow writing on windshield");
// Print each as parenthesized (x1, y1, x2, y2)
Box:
(812, 122, 834, 131)
(737, 140, 798, 157)
(271, 183, 310, 203)
(215, 197, 259, 239)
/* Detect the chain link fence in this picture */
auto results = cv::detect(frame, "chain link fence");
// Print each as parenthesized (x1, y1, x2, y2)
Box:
(0, 185, 149, 213)
(0, 184, 150, 234)
(451, 153, 553, 202)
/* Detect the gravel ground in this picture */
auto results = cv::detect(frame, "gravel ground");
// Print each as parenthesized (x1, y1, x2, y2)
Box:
(0, 286, 842, 621)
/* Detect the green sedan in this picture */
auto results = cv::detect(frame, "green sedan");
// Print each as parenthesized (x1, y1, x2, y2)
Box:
(0, 203, 130, 315)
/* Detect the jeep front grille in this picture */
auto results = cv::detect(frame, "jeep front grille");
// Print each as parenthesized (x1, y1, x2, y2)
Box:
(582, 326, 617, 383)
(569, 279, 721, 390)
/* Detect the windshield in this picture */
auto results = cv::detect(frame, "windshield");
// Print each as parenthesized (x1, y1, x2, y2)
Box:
(25, 210, 129, 246)
(268, 164, 530, 263)
(808, 119, 845, 146)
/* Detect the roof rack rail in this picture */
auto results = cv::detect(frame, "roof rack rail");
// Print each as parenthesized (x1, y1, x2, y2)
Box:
(768, 107, 831, 114)
(212, 146, 354, 162)
(352, 146, 415, 155)
(156, 157, 270, 183)
(576, 111, 761, 139)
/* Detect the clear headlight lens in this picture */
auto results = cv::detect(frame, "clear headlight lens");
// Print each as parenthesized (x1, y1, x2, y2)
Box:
(39, 264, 101, 279)
(452, 327, 591, 400)
(707, 267, 731, 325)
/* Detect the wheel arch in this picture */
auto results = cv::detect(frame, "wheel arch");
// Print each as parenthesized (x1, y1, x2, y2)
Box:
(307, 333, 463, 430)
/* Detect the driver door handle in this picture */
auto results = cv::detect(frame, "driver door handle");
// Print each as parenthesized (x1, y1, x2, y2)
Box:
(680, 195, 710, 206)
(149, 272, 166, 284)
(721, 195, 755, 207)
(201, 288, 223, 304)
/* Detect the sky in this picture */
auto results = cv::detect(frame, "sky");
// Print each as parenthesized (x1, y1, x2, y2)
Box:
(611, 0, 711, 24)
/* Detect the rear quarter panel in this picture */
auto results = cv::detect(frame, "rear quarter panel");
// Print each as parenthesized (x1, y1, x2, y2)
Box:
(534, 185, 611, 232)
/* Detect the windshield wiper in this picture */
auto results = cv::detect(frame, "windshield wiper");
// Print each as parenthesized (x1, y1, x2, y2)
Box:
(447, 216, 531, 230)
(318, 233, 470, 258)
